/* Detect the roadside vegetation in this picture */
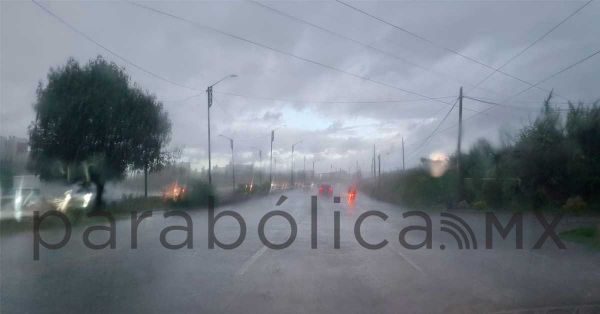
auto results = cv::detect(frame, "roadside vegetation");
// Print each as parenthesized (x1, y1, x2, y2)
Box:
(363, 94, 600, 214)
(27, 57, 172, 208)
(559, 227, 600, 249)
(1, 180, 217, 236)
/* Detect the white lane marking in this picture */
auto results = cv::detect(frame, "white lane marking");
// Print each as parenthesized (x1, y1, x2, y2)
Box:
(233, 194, 308, 277)
(393, 249, 426, 276)
(236, 245, 268, 276)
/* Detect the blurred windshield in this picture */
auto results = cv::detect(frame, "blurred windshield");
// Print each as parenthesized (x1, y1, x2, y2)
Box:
(1, 1, 599, 313)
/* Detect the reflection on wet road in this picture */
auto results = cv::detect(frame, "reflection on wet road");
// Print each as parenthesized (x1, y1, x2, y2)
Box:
(1, 190, 599, 313)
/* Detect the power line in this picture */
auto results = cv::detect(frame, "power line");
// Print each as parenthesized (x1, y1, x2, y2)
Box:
(467, 47, 600, 122)
(463, 95, 531, 110)
(335, 0, 561, 97)
(249, 0, 503, 98)
(215, 91, 455, 104)
(162, 94, 203, 103)
(406, 97, 459, 159)
(32, 0, 200, 92)
(417, 46, 600, 144)
(509, 48, 600, 100)
(467, 0, 594, 95)
(128, 1, 460, 110)
(464, 97, 574, 106)
(163, 90, 460, 107)
(463, 96, 576, 110)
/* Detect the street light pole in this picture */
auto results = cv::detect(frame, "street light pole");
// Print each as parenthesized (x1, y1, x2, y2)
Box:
(207, 86, 212, 185)
(291, 140, 302, 187)
(251, 147, 262, 185)
(269, 130, 274, 188)
(303, 156, 306, 186)
(258, 149, 262, 184)
(206, 74, 237, 186)
(402, 137, 405, 171)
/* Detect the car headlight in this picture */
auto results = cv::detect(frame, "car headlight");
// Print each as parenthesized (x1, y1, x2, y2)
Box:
(82, 193, 93, 208)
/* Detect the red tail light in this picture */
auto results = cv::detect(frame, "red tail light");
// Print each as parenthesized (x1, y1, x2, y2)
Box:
(328, 187, 333, 193)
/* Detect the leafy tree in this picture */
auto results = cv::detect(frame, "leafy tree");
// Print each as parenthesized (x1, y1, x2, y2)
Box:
(565, 101, 600, 202)
(28, 56, 171, 207)
(511, 93, 570, 208)
(126, 87, 172, 197)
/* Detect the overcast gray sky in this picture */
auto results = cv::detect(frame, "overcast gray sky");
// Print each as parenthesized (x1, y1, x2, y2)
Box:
(2, 0, 599, 173)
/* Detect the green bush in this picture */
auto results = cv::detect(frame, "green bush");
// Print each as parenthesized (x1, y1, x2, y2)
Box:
(561, 196, 587, 215)
(482, 180, 503, 208)
(473, 200, 487, 210)
(361, 95, 600, 212)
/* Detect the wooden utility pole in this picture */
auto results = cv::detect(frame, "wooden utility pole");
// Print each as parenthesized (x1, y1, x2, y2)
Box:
(457, 87, 464, 202)
(402, 137, 405, 171)
(372, 144, 376, 177)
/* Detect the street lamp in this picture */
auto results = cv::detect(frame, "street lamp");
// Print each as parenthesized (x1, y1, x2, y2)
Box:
(250, 146, 263, 184)
(291, 140, 303, 187)
(206, 74, 237, 185)
(268, 126, 283, 188)
(219, 134, 235, 192)
(312, 158, 320, 181)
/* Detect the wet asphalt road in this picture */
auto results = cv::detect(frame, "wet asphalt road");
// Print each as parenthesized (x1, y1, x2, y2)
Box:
(1, 188, 600, 313)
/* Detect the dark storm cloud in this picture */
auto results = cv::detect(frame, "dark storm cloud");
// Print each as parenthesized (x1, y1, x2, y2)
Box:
(1, 0, 599, 172)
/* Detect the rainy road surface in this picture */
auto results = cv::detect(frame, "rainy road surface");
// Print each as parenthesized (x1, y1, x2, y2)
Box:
(1, 189, 600, 313)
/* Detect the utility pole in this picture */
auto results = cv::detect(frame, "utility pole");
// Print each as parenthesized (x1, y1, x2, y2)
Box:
(291, 140, 302, 187)
(377, 154, 381, 187)
(231, 140, 235, 191)
(258, 150, 262, 184)
(207, 86, 213, 185)
(206, 74, 237, 186)
(457, 86, 464, 203)
(219, 135, 235, 192)
(303, 156, 306, 186)
(269, 130, 274, 187)
(372, 144, 376, 177)
(402, 137, 405, 171)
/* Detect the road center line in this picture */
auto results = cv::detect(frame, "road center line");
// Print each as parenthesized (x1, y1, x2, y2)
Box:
(235, 196, 307, 277)
(236, 245, 268, 276)
(393, 248, 426, 276)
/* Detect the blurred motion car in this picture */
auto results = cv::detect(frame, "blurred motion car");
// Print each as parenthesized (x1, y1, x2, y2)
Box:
(162, 182, 186, 202)
(347, 185, 357, 199)
(53, 183, 95, 211)
(319, 183, 333, 197)
(270, 181, 289, 192)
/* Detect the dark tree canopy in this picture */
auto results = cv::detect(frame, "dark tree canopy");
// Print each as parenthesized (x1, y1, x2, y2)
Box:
(28, 56, 171, 206)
